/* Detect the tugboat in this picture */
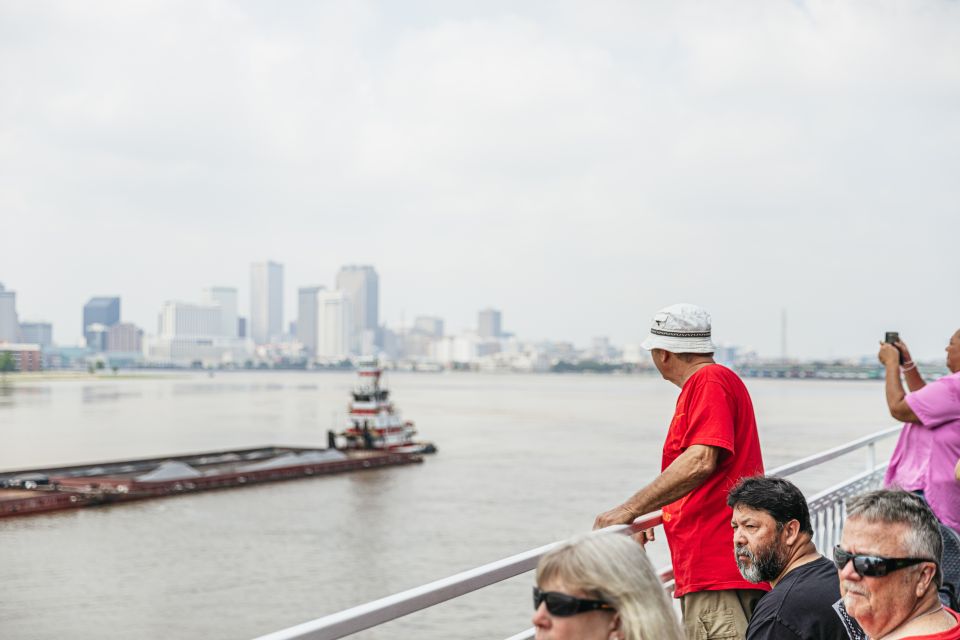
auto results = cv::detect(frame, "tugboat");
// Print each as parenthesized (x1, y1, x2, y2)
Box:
(331, 362, 437, 455)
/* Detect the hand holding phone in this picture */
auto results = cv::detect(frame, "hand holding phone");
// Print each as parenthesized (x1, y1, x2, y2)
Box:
(885, 332, 904, 364)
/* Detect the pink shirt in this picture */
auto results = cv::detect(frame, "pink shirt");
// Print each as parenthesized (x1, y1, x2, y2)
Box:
(884, 371, 960, 531)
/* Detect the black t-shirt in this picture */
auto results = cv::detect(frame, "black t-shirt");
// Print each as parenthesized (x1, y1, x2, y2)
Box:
(746, 556, 849, 640)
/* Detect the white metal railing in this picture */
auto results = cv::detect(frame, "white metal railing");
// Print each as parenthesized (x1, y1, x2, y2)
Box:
(253, 426, 900, 640)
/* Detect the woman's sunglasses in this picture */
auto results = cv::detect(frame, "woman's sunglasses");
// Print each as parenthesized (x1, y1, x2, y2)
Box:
(532, 586, 613, 617)
(833, 545, 936, 577)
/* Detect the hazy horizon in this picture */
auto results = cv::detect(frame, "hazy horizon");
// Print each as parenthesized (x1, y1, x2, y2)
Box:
(2, 1, 959, 360)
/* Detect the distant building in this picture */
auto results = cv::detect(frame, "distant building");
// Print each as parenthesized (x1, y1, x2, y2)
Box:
(159, 301, 221, 338)
(147, 301, 249, 366)
(431, 333, 493, 364)
(250, 261, 283, 345)
(297, 286, 324, 357)
(85, 323, 109, 352)
(19, 322, 53, 347)
(0, 343, 41, 372)
(0, 283, 20, 343)
(202, 286, 238, 338)
(591, 336, 612, 361)
(621, 343, 648, 365)
(83, 297, 120, 350)
(336, 265, 379, 354)
(478, 308, 502, 339)
(316, 290, 350, 360)
(237, 317, 247, 339)
(413, 316, 444, 338)
(107, 323, 143, 353)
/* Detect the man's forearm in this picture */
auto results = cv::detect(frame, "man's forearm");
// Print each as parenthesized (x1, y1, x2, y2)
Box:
(620, 447, 716, 517)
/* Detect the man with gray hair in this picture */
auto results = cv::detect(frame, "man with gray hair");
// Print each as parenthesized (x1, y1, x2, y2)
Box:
(595, 303, 766, 639)
(836, 489, 959, 639)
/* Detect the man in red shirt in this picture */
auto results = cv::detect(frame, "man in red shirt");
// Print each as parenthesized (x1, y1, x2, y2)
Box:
(595, 303, 767, 639)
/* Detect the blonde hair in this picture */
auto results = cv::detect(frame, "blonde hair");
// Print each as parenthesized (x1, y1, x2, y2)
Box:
(536, 533, 683, 640)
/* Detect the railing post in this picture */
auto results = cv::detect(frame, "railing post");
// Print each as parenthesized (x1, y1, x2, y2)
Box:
(866, 442, 876, 473)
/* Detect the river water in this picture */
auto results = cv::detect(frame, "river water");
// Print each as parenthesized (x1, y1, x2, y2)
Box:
(0, 371, 897, 639)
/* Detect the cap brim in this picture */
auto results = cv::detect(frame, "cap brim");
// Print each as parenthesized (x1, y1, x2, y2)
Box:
(641, 333, 715, 353)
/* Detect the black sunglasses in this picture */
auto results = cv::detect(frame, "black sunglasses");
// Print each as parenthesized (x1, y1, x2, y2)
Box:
(833, 546, 935, 577)
(532, 586, 613, 617)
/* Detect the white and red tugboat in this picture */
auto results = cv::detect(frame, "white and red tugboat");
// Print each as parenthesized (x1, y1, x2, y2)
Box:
(333, 362, 436, 455)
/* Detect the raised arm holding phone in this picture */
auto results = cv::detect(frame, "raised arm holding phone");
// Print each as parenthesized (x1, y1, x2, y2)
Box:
(879, 329, 960, 531)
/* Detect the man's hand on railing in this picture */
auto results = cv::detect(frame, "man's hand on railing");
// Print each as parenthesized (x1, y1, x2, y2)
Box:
(629, 527, 656, 547)
(593, 503, 638, 530)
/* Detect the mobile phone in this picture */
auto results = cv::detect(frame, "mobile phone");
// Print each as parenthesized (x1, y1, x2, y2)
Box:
(885, 332, 904, 364)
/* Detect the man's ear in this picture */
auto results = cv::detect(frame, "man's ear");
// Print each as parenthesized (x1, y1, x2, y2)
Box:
(782, 519, 802, 546)
(915, 563, 937, 598)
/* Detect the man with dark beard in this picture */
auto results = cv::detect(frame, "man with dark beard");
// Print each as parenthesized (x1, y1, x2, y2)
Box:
(728, 477, 849, 640)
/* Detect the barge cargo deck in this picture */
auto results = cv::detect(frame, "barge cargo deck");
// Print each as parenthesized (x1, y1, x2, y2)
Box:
(0, 446, 423, 518)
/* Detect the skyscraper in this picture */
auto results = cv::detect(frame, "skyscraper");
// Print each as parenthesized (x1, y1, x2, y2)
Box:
(297, 286, 325, 357)
(414, 316, 444, 338)
(335, 265, 379, 354)
(83, 297, 120, 350)
(158, 302, 221, 338)
(316, 290, 350, 360)
(202, 286, 238, 338)
(106, 323, 143, 353)
(250, 261, 283, 345)
(19, 322, 53, 347)
(0, 283, 20, 343)
(478, 308, 502, 339)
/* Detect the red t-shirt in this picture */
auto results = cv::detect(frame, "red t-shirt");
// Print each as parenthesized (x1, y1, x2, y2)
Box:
(660, 364, 767, 598)
(901, 608, 960, 639)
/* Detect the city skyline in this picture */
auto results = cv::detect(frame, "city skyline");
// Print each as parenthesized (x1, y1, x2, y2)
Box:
(2, 3, 959, 360)
(1, 265, 956, 367)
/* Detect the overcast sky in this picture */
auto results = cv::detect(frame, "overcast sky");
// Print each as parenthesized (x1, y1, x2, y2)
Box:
(2, 1, 959, 360)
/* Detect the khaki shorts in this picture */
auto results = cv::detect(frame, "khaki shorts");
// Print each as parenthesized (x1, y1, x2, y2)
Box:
(679, 588, 766, 640)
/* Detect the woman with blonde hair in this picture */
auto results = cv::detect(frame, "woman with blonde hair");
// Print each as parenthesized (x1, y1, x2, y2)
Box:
(532, 532, 683, 640)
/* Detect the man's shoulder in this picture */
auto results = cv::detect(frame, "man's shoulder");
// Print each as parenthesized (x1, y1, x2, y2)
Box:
(759, 558, 840, 615)
(686, 364, 748, 394)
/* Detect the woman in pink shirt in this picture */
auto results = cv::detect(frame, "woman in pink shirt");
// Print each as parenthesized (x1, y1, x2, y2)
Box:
(879, 330, 960, 531)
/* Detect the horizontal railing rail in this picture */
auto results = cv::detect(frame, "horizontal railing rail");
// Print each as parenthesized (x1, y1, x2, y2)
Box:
(766, 425, 900, 477)
(253, 427, 899, 640)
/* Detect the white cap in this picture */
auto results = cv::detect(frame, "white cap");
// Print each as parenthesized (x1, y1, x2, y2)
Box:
(640, 303, 716, 353)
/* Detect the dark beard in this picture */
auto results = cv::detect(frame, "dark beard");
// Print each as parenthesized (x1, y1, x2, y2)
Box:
(735, 543, 786, 583)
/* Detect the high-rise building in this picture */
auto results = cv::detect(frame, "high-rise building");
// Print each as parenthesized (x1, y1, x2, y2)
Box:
(316, 290, 350, 360)
(83, 297, 120, 350)
(478, 308, 502, 339)
(0, 283, 20, 343)
(297, 286, 325, 357)
(335, 265, 379, 354)
(146, 301, 249, 366)
(85, 323, 109, 351)
(202, 286, 238, 338)
(19, 321, 53, 347)
(107, 323, 143, 353)
(413, 316, 444, 338)
(158, 302, 222, 338)
(250, 261, 283, 345)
